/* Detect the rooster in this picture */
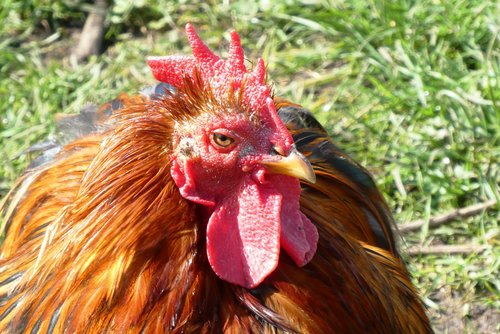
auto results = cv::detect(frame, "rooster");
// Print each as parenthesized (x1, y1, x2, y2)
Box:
(0, 24, 432, 333)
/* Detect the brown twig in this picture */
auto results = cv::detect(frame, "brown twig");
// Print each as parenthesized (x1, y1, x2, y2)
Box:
(407, 244, 488, 256)
(399, 199, 498, 234)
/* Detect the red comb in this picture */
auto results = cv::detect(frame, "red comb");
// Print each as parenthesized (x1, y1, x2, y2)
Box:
(147, 24, 270, 113)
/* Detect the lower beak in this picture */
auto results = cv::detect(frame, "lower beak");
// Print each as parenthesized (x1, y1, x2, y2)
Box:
(261, 146, 316, 184)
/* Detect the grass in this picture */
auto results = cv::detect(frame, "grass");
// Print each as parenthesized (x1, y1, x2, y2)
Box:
(1, 0, 499, 332)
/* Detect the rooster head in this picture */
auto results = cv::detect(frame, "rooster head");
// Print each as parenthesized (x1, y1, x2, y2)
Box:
(147, 24, 318, 289)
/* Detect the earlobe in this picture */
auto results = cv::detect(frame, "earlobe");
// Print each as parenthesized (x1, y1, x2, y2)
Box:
(170, 158, 215, 207)
(170, 158, 186, 188)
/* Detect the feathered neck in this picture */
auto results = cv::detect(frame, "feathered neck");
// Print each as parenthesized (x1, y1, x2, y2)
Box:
(1, 96, 221, 332)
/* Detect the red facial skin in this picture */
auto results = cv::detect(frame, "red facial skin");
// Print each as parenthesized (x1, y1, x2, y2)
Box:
(171, 113, 291, 205)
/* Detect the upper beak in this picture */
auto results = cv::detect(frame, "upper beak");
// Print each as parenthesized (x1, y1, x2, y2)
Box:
(261, 146, 316, 184)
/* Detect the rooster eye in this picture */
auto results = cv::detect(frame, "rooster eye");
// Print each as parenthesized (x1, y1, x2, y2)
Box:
(212, 132, 235, 148)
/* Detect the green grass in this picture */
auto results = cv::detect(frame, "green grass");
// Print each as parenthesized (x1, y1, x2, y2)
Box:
(1, 0, 499, 332)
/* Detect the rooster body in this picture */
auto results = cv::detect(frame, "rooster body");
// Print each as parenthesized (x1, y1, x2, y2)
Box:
(0, 26, 432, 333)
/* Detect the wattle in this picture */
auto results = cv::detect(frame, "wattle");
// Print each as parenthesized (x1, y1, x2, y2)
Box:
(206, 173, 318, 289)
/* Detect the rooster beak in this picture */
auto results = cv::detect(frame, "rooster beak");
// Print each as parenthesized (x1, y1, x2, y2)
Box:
(261, 146, 316, 184)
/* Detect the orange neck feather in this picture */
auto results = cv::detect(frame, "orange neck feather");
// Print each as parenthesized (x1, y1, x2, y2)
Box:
(0, 98, 228, 332)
